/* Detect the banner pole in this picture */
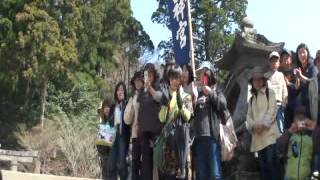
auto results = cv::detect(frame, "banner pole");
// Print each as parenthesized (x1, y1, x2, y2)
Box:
(187, 0, 196, 77)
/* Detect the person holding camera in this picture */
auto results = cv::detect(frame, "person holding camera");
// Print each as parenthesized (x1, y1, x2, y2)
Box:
(278, 106, 317, 180)
(137, 63, 163, 180)
(192, 61, 227, 180)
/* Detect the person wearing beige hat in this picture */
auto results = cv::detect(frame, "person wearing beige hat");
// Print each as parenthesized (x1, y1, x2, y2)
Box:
(246, 66, 280, 180)
(265, 51, 288, 134)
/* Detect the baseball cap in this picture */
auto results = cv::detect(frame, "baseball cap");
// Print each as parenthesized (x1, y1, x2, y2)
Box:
(269, 51, 280, 60)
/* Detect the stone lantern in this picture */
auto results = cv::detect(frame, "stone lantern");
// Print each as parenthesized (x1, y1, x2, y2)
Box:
(216, 17, 284, 180)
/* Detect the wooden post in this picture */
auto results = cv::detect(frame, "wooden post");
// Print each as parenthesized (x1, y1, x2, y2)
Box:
(187, 0, 196, 77)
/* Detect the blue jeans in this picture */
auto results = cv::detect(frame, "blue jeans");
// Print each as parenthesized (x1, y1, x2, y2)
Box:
(258, 144, 279, 180)
(107, 133, 129, 180)
(194, 136, 223, 180)
(276, 105, 285, 134)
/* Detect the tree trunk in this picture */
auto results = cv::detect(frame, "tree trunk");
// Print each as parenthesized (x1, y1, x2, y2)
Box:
(40, 76, 48, 128)
(24, 78, 31, 109)
(204, 15, 210, 62)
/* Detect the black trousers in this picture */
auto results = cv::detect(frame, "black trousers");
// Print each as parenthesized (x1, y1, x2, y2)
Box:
(174, 122, 190, 175)
(97, 145, 110, 180)
(132, 137, 141, 180)
(284, 106, 294, 129)
(159, 173, 177, 180)
(140, 131, 157, 180)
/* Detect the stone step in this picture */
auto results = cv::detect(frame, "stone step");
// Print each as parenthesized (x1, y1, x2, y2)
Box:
(0, 170, 100, 180)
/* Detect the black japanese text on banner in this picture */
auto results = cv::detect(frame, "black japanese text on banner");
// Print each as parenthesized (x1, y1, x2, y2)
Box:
(168, 0, 191, 65)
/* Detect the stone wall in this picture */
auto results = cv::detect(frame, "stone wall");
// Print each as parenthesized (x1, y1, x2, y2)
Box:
(0, 170, 100, 180)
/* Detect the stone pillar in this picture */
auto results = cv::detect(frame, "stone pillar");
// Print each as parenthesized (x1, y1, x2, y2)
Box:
(10, 160, 18, 171)
(34, 158, 41, 173)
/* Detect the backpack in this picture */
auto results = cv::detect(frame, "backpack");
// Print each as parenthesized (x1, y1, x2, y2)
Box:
(285, 133, 313, 180)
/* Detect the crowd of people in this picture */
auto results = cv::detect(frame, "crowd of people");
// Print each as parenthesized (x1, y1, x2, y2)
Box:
(96, 43, 320, 180)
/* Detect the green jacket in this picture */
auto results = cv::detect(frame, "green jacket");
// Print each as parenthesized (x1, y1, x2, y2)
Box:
(285, 133, 313, 180)
(159, 88, 193, 123)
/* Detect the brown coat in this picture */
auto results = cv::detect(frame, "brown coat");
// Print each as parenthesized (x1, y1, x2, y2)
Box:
(137, 89, 163, 135)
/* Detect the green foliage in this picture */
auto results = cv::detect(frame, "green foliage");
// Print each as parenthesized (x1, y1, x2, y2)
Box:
(0, 0, 153, 158)
(0, 0, 153, 176)
(16, 1, 78, 80)
(152, 0, 247, 62)
(46, 82, 100, 124)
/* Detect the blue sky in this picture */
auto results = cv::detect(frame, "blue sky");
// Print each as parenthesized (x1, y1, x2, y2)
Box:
(131, 0, 320, 60)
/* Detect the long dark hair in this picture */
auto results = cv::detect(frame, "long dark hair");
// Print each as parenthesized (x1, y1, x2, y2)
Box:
(100, 97, 113, 122)
(182, 64, 194, 85)
(249, 77, 268, 97)
(296, 43, 311, 68)
(114, 82, 127, 103)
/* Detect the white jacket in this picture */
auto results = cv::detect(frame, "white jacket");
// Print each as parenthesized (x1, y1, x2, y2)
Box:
(246, 87, 280, 152)
(266, 70, 288, 107)
(124, 92, 140, 138)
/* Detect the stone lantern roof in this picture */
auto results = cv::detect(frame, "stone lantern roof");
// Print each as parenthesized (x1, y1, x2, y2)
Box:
(216, 17, 285, 71)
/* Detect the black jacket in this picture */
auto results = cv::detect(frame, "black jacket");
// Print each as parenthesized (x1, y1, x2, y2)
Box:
(193, 87, 228, 141)
(109, 101, 131, 140)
